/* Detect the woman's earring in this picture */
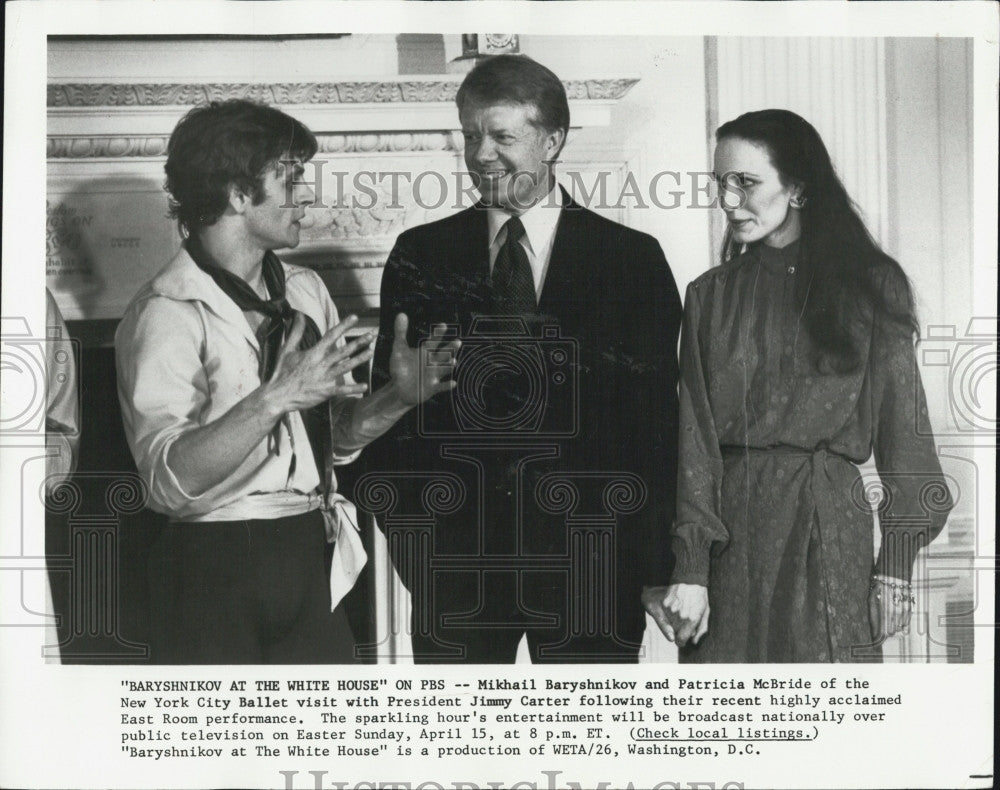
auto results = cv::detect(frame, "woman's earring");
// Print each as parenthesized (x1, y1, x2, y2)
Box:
(790, 195, 808, 209)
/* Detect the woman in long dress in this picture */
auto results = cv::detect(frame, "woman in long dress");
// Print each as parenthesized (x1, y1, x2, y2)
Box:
(644, 109, 953, 662)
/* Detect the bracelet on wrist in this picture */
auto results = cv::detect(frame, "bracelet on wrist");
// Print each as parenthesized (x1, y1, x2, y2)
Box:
(869, 574, 915, 606)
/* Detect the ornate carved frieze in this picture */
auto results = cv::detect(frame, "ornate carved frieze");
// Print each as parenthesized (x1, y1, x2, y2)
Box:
(316, 132, 460, 154)
(49, 82, 456, 107)
(299, 200, 418, 245)
(48, 79, 638, 108)
(47, 132, 461, 158)
(47, 136, 169, 158)
(563, 78, 640, 101)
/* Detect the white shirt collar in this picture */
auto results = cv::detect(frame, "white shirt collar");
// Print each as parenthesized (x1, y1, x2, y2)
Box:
(146, 245, 310, 349)
(151, 244, 307, 304)
(486, 182, 564, 254)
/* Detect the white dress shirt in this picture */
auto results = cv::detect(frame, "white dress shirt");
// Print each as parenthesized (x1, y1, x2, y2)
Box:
(486, 183, 564, 300)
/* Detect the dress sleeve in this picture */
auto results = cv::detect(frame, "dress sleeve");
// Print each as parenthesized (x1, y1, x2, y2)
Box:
(669, 281, 729, 586)
(870, 271, 953, 581)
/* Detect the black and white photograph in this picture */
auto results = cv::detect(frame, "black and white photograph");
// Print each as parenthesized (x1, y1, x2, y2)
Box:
(2, 2, 996, 789)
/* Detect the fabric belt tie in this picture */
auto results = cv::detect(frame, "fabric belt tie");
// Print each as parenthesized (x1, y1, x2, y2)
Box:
(721, 445, 856, 658)
(321, 494, 368, 612)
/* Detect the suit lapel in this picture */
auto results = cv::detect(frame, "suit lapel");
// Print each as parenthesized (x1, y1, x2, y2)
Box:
(449, 205, 492, 313)
(460, 203, 491, 276)
(538, 195, 596, 317)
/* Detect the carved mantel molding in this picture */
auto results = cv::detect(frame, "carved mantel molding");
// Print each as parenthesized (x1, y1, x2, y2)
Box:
(47, 132, 463, 159)
(48, 78, 639, 107)
(47, 77, 640, 138)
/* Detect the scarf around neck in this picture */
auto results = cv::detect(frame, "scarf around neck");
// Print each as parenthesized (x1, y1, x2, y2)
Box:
(185, 235, 331, 491)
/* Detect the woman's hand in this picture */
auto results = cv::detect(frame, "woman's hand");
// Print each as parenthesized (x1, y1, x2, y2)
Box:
(868, 575, 914, 642)
(642, 583, 710, 647)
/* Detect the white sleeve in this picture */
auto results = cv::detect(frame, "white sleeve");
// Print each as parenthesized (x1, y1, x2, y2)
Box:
(309, 271, 365, 466)
(115, 296, 217, 513)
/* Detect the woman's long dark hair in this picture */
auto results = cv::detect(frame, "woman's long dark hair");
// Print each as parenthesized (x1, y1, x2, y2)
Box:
(717, 109, 918, 371)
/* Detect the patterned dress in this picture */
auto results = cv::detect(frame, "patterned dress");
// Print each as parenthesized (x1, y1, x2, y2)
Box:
(670, 241, 952, 663)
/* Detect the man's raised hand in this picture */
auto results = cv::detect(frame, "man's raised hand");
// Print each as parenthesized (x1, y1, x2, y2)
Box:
(388, 313, 461, 406)
(265, 313, 373, 415)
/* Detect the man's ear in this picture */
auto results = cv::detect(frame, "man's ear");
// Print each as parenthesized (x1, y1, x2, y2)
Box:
(545, 127, 567, 162)
(228, 183, 251, 215)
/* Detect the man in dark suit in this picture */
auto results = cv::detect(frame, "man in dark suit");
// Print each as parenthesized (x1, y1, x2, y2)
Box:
(362, 55, 682, 663)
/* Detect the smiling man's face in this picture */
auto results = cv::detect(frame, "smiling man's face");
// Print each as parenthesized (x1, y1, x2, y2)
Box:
(460, 100, 564, 214)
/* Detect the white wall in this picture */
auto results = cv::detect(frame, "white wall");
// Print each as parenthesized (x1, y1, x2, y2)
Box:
(884, 38, 977, 541)
(885, 37, 975, 412)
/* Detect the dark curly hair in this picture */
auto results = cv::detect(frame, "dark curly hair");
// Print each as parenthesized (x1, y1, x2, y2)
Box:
(164, 99, 317, 234)
(717, 109, 918, 371)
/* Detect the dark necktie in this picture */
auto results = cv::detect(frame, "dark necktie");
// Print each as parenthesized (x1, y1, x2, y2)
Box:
(491, 216, 536, 315)
(185, 237, 330, 491)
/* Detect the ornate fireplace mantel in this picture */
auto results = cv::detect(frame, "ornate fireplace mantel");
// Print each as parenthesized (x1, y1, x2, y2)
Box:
(46, 76, 639, 323)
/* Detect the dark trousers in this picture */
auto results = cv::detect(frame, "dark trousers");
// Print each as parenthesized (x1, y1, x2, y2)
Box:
(409, 570, 642, 664)
(147, 512, 354, 664)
